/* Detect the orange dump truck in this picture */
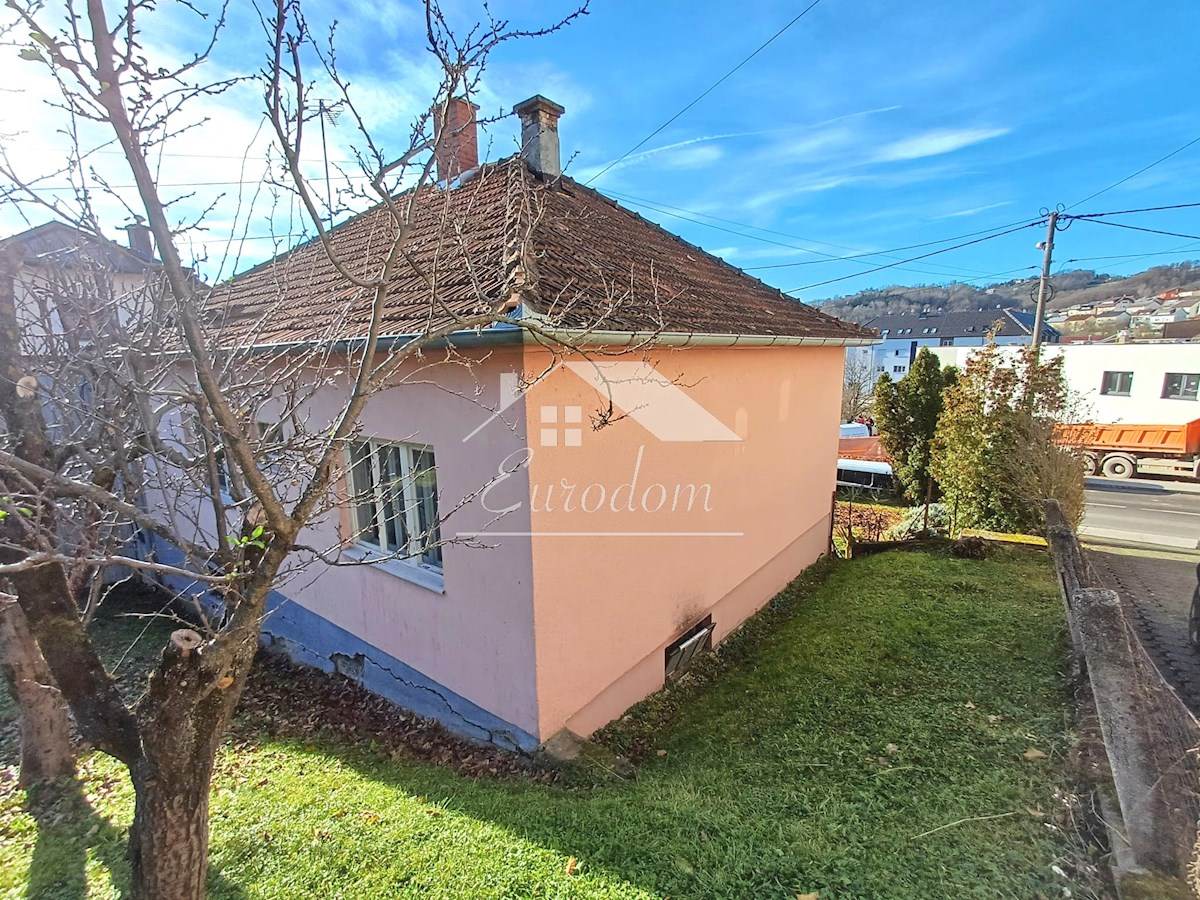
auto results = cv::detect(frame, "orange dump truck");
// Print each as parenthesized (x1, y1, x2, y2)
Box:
(1057, 418, 1200, 480)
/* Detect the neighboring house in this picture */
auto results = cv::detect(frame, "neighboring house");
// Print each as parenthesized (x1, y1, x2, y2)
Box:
(0, 219, 160, 338)
(933, 343, 1200, 424)
(847, 308, 1058, 380)
(1094, 310, 1132, 329)
(1131, 308, 1187, 328)
(140, 95, 876, 751)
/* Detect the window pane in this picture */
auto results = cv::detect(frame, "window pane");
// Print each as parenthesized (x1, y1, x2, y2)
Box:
(379, 444, 409, 553)
(410, 447, 442, 568)
(1163, 372, 1200, 400)
(349, 441, 380, 547)
(1101, 371, 1132, 395)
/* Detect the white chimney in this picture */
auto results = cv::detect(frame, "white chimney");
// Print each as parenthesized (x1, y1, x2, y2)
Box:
(513, 95, 565, 178)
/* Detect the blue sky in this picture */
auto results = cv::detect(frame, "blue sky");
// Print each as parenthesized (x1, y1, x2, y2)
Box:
(5, 0, 1200, 302)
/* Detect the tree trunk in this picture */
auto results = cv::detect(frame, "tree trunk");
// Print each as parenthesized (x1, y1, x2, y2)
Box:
(0, 592, 75, 786)
(127, 615, 264, 900)
(128, 753, 214, 900)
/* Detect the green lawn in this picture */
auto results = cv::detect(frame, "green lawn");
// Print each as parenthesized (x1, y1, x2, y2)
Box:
(0, 547, 1085, 899)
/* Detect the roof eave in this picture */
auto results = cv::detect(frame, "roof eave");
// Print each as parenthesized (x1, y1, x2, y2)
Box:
(224, 322, 878, 357)
(518, 327, 880, 348)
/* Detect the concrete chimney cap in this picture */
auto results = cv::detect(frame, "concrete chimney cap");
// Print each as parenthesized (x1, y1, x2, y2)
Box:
(513, 95, 565, 118)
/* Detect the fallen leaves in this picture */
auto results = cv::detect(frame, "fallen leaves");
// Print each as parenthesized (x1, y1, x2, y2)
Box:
(564, 856, 578, 876)
(231, 654, 558, 783)
(1023, 748, 1048, 761)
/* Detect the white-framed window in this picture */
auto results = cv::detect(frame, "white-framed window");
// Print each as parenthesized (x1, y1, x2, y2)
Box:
(1100, 370, 1133, 396)
(1162, 372, 1199, 401)
(347, 439, 442, 570)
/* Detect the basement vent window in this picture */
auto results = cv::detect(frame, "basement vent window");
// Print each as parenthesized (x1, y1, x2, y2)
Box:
(665, 615, 714, 681)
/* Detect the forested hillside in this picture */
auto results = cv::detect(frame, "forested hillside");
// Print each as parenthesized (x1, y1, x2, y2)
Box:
(816, 261, 1200, 324)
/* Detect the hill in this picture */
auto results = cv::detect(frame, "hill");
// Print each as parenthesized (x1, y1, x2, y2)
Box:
(815, 261, 1200, 324)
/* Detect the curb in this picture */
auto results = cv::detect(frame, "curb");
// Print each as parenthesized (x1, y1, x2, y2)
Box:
(1078, 526, 1200, 551)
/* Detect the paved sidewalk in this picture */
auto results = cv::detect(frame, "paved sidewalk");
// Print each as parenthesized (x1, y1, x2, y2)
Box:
(1089, 545, 1200, 714)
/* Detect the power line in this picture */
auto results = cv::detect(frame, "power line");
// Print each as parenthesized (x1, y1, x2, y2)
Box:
(608, 190, 1010, 281)
(1059, 244, 1200, 265)
(1074, 218, 1200, 242)
(1067, 135, 1200, 209)
(583, 0, 824, 186)
(603, 188, 1044, 280)
(784, 220, 1044, 295)
(739, 220, 1040, 270)
(1067, 200, 1200, 219)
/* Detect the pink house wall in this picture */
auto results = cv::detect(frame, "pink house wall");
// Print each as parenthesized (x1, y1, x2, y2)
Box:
(292, 346, 541, 737)
(521, 344, 843, 739)
(143, 340, 844, 746)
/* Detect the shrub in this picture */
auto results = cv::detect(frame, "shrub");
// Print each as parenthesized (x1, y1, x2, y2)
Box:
(951, 536, 989, 559)
(881, 503, 951, 540)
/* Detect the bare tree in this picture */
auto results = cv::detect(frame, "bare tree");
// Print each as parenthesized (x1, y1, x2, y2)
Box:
(841, 350, 875, 422)
(0, 1, 612, 896)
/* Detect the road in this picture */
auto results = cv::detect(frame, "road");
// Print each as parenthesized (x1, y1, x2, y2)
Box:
(1082, 476, 1200, 712)
(1081, 476, 1200, 550)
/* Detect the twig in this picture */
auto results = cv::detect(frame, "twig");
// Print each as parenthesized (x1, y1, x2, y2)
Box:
(911, 811, 1018, 840)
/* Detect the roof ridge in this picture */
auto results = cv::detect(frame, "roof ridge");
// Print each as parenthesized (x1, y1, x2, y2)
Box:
(500, 157, 541, 315)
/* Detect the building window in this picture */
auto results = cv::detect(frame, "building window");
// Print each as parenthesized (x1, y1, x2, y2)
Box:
(894, 349, 902, 356)
(1100, 371, 1133, 397)
(939, 337, 953, 346)
(348, 439, 442, 569)
(893, 365, 905, 374)
(1162, 372, 1200, 401)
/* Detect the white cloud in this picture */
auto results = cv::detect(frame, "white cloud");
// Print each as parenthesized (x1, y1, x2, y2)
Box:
(932, 200, 1013, 219)
(874, 127, 1009, 162)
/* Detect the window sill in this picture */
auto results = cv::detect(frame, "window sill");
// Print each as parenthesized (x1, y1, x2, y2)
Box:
(341, 544, 445, 594)
(1163, 396, 1197, 401)
(1100, 392, 1130, 397)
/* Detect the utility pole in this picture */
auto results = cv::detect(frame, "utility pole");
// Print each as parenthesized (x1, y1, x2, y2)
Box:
(1031, 210, 1059, 354)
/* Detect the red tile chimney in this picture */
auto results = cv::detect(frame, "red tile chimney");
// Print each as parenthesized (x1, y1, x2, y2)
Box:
(434, 97, 479, 183)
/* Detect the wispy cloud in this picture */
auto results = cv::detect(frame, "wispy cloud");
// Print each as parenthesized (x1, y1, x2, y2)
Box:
(932, 200, 1013, 219)
(578, 130, 768, 182)
(874, 127, 1010, 162)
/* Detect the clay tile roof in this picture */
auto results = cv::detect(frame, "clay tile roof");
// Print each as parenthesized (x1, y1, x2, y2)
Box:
(212, 157, 873, 347)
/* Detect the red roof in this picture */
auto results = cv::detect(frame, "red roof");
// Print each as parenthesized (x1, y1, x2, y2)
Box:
(211, 157, 873, 347)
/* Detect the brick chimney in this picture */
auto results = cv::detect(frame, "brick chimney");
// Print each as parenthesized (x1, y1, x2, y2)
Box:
(434, 97, 479, 183)
(124, 217, 154, 259)
(513, 95, 565, 178)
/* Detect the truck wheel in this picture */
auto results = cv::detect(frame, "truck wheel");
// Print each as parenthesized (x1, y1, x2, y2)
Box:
(1101, 454, 1136, 479)
(1081, 453, 1098, 476)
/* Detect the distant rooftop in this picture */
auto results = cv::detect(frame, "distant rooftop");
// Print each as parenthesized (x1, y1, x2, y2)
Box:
(861, 308, 1060, 341)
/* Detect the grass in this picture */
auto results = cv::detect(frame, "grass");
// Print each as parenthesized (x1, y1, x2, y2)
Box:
(0, 546, 1085, 899)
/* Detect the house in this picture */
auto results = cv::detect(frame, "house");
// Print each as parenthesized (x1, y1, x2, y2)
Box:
(0, 219, 161, 338)
(1131, 308, 1188, 328)
(141, 95, 876, 752)
(1094, 310, 1132, 328)
(933, 343, 1200, 424)
(846, 308, 1058, 380)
